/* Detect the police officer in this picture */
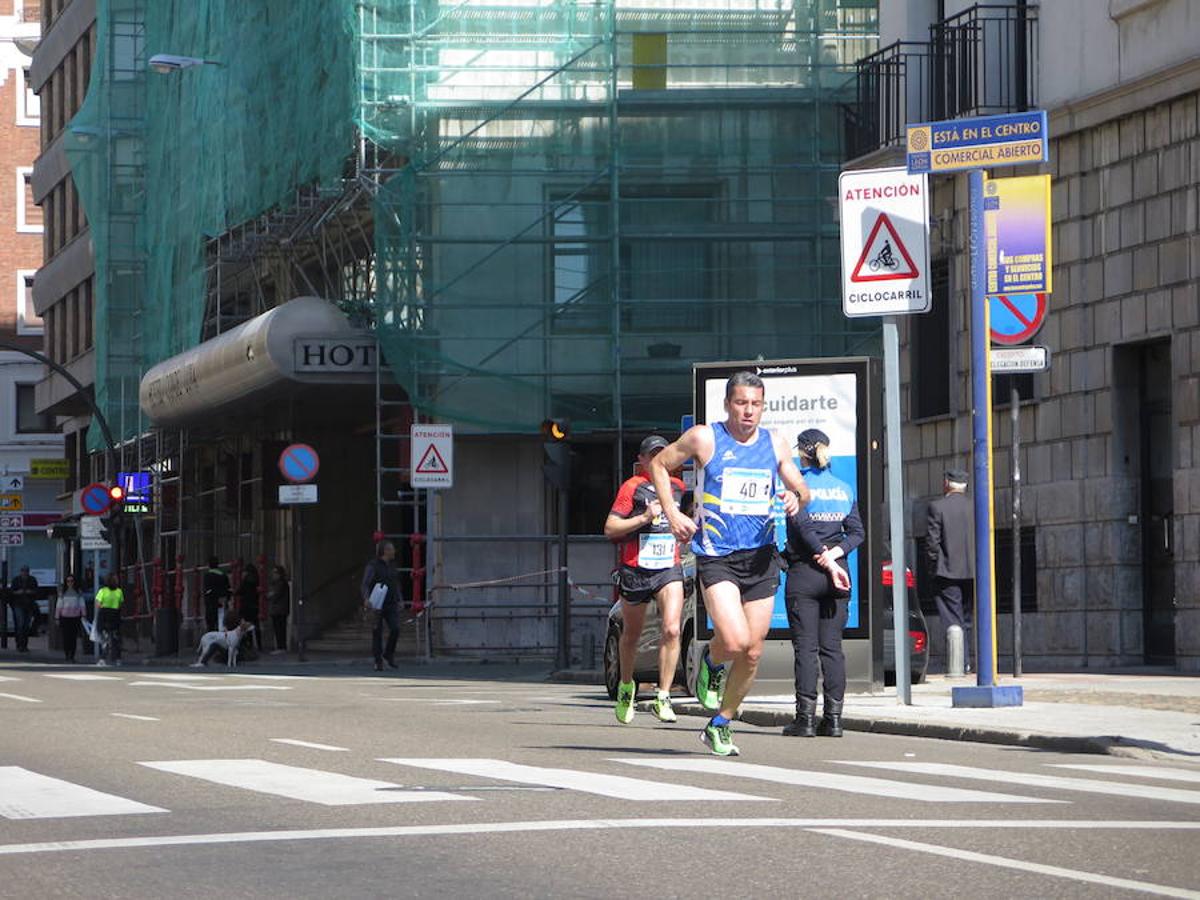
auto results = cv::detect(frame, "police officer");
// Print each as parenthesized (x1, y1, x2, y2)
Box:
(782, 429, 863, 738)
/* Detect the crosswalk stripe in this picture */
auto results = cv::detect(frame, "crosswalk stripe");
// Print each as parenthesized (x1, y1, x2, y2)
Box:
(270, 739, 349, 752)
(614, 758, 1060, 804)
(379, 759, 773, 802)
(42, 673, 123, 681)
(139, 759, 471, 806)
(0, 767, 166, 819)
(130, 682, 291, 692)
(1049, 764, 1200, 785)
(0, 692, 40, 703)
(112, 713, 160, 722)
(840, 762, 1200, 805)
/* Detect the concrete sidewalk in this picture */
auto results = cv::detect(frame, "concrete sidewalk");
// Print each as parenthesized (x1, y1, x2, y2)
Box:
(650, 672, 1200, 762)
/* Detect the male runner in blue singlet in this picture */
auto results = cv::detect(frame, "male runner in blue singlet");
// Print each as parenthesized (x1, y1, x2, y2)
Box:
(649, 371, 811, 756)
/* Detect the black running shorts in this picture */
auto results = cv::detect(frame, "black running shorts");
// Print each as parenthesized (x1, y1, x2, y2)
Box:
(618, 565, 684, 605)
(696, 545, 780, 602)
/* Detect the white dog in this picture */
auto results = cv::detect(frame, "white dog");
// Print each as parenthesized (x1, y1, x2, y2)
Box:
(192, 621, 255, 669)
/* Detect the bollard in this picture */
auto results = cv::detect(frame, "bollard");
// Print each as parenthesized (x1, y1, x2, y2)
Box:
(946, 625, 965, 677)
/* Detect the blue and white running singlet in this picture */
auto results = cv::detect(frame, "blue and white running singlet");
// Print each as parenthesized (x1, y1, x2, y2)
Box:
(692, 422, 780, 558)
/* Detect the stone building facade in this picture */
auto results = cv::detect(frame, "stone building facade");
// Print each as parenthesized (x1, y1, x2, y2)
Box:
(854, 0, 1200, 670)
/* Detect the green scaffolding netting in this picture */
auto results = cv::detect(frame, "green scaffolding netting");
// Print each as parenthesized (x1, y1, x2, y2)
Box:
(355, 0, 881, 435)
(71, 0, 880, 446)
(68, 0, 354, 450)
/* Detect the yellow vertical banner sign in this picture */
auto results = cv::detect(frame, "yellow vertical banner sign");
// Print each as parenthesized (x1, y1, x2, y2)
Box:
(631, 33, 668, 91)
(984, 174, 1052, 296)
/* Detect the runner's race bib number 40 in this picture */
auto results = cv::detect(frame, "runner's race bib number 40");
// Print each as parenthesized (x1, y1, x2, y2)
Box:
(637, 533, 676, 570)
(719, 467, 772, 515)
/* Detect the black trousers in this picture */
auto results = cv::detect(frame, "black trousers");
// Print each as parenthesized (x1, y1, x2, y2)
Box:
(785, 564, 848, 703)
(934, 577, 974, 666)
(271, 614, 288, 651)
(204, 599, 221, 633)
(372, 603, 401, 663)
(11, 603, 32, 650)
(98, 608, 122, 663)
(60, 617, 82, 661)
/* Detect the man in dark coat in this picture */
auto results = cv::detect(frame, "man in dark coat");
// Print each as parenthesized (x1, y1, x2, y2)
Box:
(926, 468, 975, 671)
(361, 540, 404, 671)
(9, 566, 39, 652)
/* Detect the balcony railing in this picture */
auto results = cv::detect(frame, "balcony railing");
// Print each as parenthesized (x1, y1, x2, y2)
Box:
(847, 3, 1038, 159)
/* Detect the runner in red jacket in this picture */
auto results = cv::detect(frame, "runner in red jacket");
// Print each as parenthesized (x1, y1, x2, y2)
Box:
(604, 435, 686, 725)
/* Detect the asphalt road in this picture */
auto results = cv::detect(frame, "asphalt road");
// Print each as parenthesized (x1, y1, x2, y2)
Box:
(1, 661, 1198, 899)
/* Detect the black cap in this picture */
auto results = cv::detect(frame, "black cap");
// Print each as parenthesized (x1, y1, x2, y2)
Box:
(796, 428, 830, 453)
(639, 434, 669, 456)
(945, 468, 969, 484)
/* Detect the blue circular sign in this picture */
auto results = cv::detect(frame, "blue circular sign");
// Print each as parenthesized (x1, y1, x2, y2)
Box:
(81, 482, 113, 516)
(990, 293, 1048, 345)
(278, 443, 320, 484)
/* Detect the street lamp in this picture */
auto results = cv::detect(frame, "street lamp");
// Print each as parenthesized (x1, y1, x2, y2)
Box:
(148, 54, 222, 74)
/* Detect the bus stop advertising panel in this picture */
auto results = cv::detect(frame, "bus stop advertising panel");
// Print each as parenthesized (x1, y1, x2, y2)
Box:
(692, 358, 884, 684)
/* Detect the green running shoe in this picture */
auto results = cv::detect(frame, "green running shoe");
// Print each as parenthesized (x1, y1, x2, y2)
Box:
(615, 680, 636, 724)
(701, 719, 740, 757)
(695, 656, 726, 711)
(652, 693, 677, 723)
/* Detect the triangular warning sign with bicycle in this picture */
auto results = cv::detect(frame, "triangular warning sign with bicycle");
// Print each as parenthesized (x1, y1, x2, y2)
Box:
(415, 444, 449, 474)
(849, 213, 920, 282)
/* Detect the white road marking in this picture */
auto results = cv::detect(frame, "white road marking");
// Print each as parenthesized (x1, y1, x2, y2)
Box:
(134, 673, 216, 681)
(0, 692, 40, 703)
(0, 767, 166, 819)
(810, 828, 1200, 899)
(0, 818, 1196, 857)
(379, 759, 771, 802)
(270, 739, 350, 752)
(1050, 764, 1200, 785)
(0, 676, 21, 682)
(840, 762, 1200, 806)
(111, 713, 159, 722)
(130, 682, 290, 692)
(615, 758, 1059, 804)
(378, 698, 500, 705)
(42, 673, 123, 681)
(139, 759, 470, 806)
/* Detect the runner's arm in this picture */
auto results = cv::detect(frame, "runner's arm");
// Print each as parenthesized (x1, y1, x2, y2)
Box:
(772, 430, 811, 514)
(649, 426, 712, 542)
(604, 480, 656, 541)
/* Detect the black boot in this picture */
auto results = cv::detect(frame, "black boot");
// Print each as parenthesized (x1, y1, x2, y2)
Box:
(817, 698, 843, 737)
(782, 696, 817, 737)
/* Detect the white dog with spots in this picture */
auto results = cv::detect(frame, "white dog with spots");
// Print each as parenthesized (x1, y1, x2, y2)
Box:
(192, 621, 256, 669)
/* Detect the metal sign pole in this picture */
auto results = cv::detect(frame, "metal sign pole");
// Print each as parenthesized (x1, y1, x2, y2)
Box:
(952, 169, 1022, 707)
(883, 316, 911, 704)
(555, 487, 570, 671)
(1011, 382, 1023, 678)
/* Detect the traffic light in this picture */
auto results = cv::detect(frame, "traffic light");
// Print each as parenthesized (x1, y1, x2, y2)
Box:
(99, 514, 116, 544)
(541, 418, 571, 490)
(108, 484, 125, 507)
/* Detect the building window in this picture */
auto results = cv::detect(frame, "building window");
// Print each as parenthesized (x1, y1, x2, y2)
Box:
(993, 373, 1035, 406)
(16, 168, 42, 233)
(994, 526, 1037, 613)
(17, 68, 40, 125)
(549, 185, 716, 335)
(16, 271, 42, 335)
(15, 383, 56, 435)
(911, 256, 951, 419)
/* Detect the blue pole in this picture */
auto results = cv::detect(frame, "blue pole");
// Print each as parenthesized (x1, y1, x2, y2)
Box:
(968, 169, 996, 689)
(953, 170, 1022, 707)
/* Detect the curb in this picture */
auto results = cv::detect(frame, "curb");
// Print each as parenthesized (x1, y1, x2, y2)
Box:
(642, 700, 1161, 760)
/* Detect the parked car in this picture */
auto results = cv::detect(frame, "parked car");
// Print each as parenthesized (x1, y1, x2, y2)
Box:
(603, 551, 927, 700)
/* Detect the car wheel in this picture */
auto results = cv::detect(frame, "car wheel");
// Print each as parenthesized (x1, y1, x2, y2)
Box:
(603, 628, 621, 701)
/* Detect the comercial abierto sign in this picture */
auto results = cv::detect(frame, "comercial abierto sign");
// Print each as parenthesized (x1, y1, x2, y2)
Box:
(906, 111, 1048, 174)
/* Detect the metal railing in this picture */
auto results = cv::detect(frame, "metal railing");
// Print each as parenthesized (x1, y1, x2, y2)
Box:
(847, 4, 1038, 159)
